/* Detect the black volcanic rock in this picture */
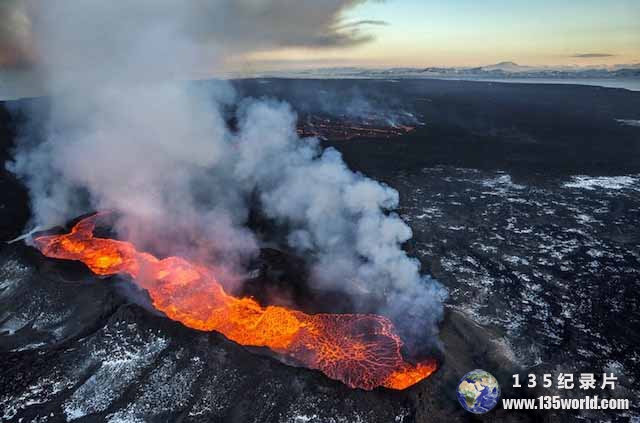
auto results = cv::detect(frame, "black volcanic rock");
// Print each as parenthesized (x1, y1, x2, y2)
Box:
(0, 239, 534, 423)
(232, 78, 640, 175)
(2, 79, 639, 422)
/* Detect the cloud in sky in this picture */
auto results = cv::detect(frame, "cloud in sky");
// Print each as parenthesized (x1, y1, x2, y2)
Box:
(572, 53, 616, 58)
(0, 0, 380, 71)
(0, 0, 34, 67)
(2, 1, 636, 72)
(336, 19, 390, 29)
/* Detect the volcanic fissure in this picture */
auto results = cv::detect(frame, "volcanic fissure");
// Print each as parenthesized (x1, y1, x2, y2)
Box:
(34, 213, 438, 391)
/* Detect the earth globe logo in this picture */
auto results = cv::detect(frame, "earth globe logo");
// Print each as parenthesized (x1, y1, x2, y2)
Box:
(457, 369, 501, 414)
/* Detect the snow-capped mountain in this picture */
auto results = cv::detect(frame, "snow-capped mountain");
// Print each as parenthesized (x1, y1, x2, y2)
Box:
(259, 62, 640, 80)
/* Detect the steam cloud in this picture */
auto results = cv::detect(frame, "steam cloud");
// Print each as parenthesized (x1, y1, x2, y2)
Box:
(6, 1, 446, 347)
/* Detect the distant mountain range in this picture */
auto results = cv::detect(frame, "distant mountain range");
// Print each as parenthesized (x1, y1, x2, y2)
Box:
(257, 62, 640, 80)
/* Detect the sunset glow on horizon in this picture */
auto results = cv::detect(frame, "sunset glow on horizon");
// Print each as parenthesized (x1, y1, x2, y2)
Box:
(237, 0, 640, 70)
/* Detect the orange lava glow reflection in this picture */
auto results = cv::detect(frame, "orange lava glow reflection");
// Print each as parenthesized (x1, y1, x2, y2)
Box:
(34, 214, 437, 390)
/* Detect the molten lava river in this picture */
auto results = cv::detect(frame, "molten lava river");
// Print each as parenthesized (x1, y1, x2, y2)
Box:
(34, 214, 437, 390)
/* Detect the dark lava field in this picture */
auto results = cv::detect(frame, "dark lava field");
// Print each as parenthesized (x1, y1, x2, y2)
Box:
(1, 78, 640, 422)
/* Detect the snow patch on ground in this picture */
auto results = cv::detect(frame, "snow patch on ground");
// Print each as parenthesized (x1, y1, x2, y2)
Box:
(0, 259, 31, 299)
(615, 119, 640, 127)
(1, 374, 74, 421)
(64, 331, 169, 421)
(563, 175, 639, 191)
(481, 173, 526, 194)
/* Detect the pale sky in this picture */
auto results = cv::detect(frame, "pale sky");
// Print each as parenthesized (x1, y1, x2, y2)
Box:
(243, 0, 640, 69)
(0, 0, 638, 79)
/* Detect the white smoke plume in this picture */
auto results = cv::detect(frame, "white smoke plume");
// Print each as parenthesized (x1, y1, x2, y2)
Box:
(6, 0, 446, 347)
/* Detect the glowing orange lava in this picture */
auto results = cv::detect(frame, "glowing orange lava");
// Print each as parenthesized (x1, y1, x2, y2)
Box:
(34, 214, 437, 390)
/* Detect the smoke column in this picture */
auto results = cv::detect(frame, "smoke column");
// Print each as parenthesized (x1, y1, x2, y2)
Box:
(6, 1, 446, 347)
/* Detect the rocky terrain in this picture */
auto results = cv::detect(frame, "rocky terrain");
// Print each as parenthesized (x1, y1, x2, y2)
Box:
(0, 239, 533, 423)
(2, 78, 640, 422)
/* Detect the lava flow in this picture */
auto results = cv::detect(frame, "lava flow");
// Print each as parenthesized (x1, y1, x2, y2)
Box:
(34, 214, 437, 390)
